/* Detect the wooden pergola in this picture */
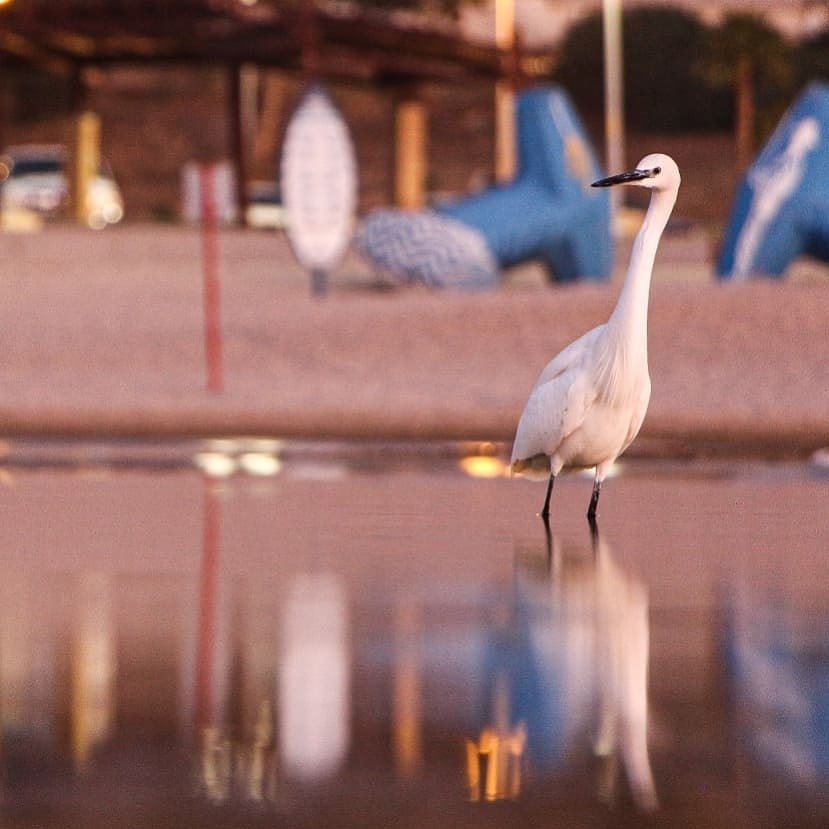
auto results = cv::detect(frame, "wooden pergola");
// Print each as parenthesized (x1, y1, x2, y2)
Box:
(0, 0, 549, 221)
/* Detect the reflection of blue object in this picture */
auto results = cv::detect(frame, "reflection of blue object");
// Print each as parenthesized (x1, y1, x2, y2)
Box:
(439, 86, 612, 282)
(723, 588, 829, 781)
(480, 600, 565, 767)
(356, 85, 611, 287)
(718, 83, 829, 280)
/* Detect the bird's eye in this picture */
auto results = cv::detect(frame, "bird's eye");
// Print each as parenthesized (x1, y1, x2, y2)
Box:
(652, 166, 661, 176)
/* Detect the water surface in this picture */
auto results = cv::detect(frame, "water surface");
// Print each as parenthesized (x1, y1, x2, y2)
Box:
(0, 439, 827, 827)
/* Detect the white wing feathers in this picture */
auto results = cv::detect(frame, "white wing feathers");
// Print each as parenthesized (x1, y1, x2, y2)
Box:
(529, 325, 604, 391)
(511, 325, 605, 471)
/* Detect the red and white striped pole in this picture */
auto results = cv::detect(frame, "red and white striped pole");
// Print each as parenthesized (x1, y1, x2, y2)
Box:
(200, 164, 224, 393)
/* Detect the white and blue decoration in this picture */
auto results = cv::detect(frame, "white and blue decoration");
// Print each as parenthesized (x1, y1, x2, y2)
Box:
(281, 84, 358, 293)
(356, 86, 612, 289)
(717, 83, 829, 280)
(355, 209, 499, 289)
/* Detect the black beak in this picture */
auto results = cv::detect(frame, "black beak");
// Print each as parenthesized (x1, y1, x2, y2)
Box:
(591, 168, 657, 188)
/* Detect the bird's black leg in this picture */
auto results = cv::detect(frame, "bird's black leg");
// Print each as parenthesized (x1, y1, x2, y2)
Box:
(540, 474, 555, 521)
(588, 511, 599, 552)
(542, 510, 553, 569)
(587, 479, 602, 522)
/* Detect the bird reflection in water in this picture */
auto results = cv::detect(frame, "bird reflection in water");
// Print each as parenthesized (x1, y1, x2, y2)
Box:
(470, 518, 657, 811)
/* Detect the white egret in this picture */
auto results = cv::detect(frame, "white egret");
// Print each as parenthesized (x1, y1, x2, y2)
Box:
(511, 154, 681, 522)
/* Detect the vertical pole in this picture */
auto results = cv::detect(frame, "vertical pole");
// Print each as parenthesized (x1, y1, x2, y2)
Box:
(239, 63, 259, 160)
(394, 90, 427, 209)
(201, 164, 224, 394)
(603, 0, 625, 220)
(494, 0, 516, 183)
(298, 0, 321, 78)
(227, 63, 248, 227)
(74, 110, 101, 226)
(195, 477, 221, 732)
(0, 60, 6, 156)
(251, 72, 287, 180)
(311, 268, 327, 297)
(735, 55, 755, 174)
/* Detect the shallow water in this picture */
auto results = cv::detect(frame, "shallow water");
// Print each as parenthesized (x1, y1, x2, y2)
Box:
(0, 439, 828, 828)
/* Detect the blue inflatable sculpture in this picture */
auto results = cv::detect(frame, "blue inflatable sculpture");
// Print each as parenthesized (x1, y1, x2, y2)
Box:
(439, 86, 612, 283)
(356, 86, 612, 288)
(718, 83, 829, 280)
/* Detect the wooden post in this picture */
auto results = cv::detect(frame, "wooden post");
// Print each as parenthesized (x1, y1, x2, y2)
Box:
(250, 71, 287, 180)
(394, 90, 427, 209)
(494, 0, 516, 183)
(735, 55, 755, 174)
(74, 110, 101, 225)
(227, 63, 248, 226)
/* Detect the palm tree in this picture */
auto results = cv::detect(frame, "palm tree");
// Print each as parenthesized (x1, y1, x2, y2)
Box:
(701, 14, 794, 172)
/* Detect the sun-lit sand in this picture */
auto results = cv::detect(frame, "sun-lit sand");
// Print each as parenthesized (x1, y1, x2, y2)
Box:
(0, 223, 826, 456)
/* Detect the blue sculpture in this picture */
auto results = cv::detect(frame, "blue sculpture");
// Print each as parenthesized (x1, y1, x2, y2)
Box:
(718, 83, 829, 280)
(356, 85, 612, 288)
(438, 86, 612, 283)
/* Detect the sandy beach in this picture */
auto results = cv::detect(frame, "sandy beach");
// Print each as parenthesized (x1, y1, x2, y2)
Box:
(0, 223, 826, 457)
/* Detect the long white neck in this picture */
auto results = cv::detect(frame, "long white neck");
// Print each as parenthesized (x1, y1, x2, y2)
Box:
(607, 187, 677, 352)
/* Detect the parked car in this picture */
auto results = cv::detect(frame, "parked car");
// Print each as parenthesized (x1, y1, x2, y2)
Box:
(0, 144, 124, 229)
(246, 180, 286, 230)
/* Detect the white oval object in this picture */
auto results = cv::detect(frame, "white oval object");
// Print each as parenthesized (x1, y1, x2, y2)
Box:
(280, 85, 357, 271)
(279, 573, 350, 780)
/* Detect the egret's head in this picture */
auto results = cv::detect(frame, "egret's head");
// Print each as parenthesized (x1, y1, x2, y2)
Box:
(591, 153, 680, 193)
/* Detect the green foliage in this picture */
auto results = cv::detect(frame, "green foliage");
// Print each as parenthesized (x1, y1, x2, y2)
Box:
(699, 13, 795, 142)
(701, 13, 792, 89)
(554, 7, 829, 141)
(624, 6, 731, 131)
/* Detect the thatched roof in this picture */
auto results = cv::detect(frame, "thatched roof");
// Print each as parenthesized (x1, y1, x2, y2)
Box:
(0, 0, 537, 83)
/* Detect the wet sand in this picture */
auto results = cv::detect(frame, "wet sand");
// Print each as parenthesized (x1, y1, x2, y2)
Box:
(0, 224, 826, 455)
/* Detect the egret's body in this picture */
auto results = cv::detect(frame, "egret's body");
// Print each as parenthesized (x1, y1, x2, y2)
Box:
(511, 154, 681, 521)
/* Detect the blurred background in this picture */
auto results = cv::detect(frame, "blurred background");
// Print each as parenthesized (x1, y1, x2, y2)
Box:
(1, 0, 827, 234)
